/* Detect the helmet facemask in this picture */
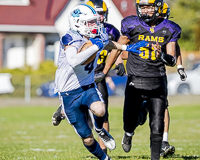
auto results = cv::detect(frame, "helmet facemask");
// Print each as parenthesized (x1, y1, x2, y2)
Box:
(80, 18, 104, 38)
(136, 0, 163, 22)
(96, 11, 108, 23)
(137, 5, 156, 22)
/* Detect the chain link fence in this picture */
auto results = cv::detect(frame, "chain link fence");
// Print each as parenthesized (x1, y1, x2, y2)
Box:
(0, 74, 55, 98)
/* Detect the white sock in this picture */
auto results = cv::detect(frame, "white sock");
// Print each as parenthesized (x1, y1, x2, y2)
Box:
(104, 155, 109, 160)
(125, 132, 134, 137)
(95, 128, 102, 133)
(163, 132, 168, 142)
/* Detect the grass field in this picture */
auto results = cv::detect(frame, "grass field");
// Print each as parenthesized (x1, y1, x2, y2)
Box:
(0, 96, 200, 160)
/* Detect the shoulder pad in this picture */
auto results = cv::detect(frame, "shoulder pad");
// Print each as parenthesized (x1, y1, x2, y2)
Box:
(121, 15, 139, 38)
(61, 33, 73, 46)
(61, 30, 83, 46)
(61, 30, 87, 50)
(104, 23, 120, 41)
(122, 15, 138, 24)
(167, 19, 182, 31)
(165, 19, 182, 42)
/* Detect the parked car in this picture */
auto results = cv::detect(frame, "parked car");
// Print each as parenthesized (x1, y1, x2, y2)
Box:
(0, 73, 14, 94)
(36, 74, 127, 98)
(36, 81, 58, 98)
(167, 62, 200, 95)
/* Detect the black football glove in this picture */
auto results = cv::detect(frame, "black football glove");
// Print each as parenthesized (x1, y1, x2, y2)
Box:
(114, 63, 126, 76)
(177, 67, 187, 81)
(94, 72, 106, 83)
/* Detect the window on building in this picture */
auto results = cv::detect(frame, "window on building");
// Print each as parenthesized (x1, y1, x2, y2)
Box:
(45, 43, 55, 61)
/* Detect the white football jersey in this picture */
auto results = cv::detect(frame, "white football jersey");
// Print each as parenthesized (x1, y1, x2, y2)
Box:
(54, 29, 108, 93)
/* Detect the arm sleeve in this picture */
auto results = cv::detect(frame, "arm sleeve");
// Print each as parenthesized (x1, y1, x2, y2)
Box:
(160, 52, 176, 67)
(65, 45, 99, 68)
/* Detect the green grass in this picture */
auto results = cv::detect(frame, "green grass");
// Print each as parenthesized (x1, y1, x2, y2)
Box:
(0, 103, 200, 160)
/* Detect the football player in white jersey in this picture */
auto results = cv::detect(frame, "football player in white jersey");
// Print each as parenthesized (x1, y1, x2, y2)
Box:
(52, 0, 124, 155)
(54, 4, 148, 160)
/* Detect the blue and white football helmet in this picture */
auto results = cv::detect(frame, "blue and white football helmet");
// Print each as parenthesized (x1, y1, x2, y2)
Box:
(69, 4, 104, 38)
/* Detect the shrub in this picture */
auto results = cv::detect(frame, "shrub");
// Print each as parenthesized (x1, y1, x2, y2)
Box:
(0, 61, 57, 97)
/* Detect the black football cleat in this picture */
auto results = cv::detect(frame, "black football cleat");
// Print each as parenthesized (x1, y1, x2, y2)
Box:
(160, 141, 175, 157)
(52, 105, 65, 126)
(122, 133, 132, 152)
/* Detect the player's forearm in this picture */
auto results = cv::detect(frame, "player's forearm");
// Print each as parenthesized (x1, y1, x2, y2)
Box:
(103, 35, 130, 74)
(121, 51, 128, 60)
(104, 41, 120, 50)
(161, 41, 176, 67)
(174, 42, 187, 81)
(176, 43, 182, 66)
(115, 54, 123, 65)
(103, 41, 125, 75)
(104, 34, 130, 51)
(166, 41, 176, 58)
(176, 54, 182, 66)
(103, 49, 122, 75)
(104, 40, 127, 51)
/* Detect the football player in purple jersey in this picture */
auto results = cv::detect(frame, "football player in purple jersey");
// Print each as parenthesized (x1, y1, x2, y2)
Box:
(116, 2, 187, 157)
(100, 0, 182, 159)
(136, 3, 187, 157)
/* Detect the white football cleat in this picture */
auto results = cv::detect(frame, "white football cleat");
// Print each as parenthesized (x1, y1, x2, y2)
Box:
(95, 128, 116, 150)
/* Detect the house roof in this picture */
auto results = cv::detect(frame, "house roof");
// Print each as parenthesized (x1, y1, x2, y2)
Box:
(112, 0, 136, 17)
(0, 0, 69, 26)
(0, 0, 136, 32)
